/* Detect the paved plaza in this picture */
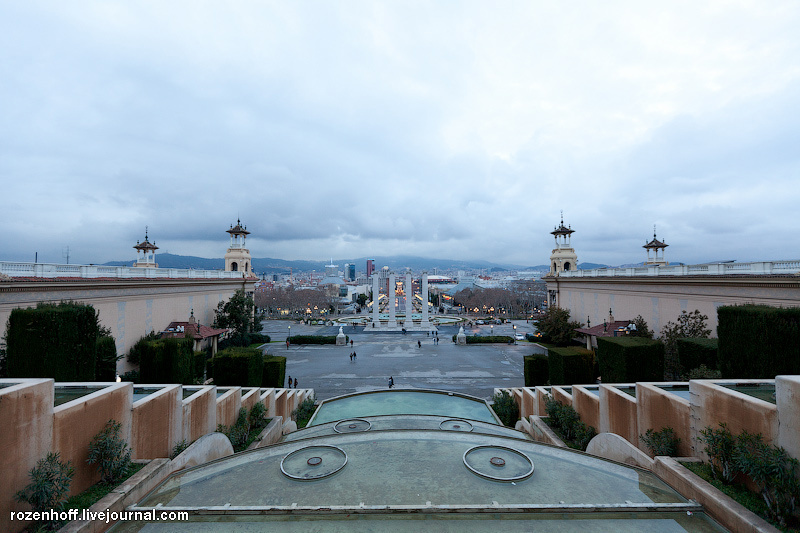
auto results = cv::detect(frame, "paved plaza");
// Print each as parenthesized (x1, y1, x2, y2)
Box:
(260, 319, 545, 401)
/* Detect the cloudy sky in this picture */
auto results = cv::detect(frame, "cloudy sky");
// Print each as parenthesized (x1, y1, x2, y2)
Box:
(2, 1, 799, 268)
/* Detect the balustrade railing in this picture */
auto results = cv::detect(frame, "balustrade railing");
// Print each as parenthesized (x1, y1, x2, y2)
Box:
(559, 260, 800, 278)
(0, 261, 247, 280)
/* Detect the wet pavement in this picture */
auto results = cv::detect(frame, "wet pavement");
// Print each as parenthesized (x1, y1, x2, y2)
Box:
(260, 319, 545, 401)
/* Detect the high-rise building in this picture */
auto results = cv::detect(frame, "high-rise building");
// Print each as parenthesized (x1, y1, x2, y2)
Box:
(366, 259, 375, 277)
(347, 263, 356, 281)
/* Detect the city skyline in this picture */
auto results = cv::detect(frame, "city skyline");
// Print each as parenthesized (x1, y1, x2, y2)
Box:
(2, 2, 799, 267)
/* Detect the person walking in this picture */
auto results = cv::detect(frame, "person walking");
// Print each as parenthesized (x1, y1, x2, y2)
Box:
(353, 351, 357, 360)
(417, 340, 421, 348)
(294, 377, 298, 388)
(388, 376, 394, 389)
(287, 375, 292, 389)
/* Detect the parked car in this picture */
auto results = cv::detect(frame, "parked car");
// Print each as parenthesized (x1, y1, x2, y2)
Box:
(514, 333, 525, 340)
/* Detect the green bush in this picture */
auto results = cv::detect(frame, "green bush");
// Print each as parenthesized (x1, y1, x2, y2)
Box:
(87, 420, 132, 485)
(717, 305, 800, 378)
(126, 332, 159, 365)
(524, 354, 549, 386)
(465, 335, 514, 344)
(640, 427, 681, 457)
(547, 346, 594, 385)
(676, 337, 718, 374)
(597, 337, 664, 383)
(208, 347, 264, 387)
(6, 302, 99, 381)
(119, 370, 140, 383)
(286, 335, 343, 345)
(170, 439, 190, 459)
(217, 332, 271, 351)
(544, 396, 596, 450)
(95, 335, 120, 381)
(491, 390, 520, 427)
(262, 355, 287, 388)
(139, 337, 195, 384)
(15, 452, 74, 530)
(193, 351, 207, 383)
(217, 404, 271, 452)
(292, 396, 317, 428)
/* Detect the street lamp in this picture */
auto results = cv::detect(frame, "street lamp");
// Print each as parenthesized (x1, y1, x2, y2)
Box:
(288, 325, 291, 347)
(513, 324, 517, 344)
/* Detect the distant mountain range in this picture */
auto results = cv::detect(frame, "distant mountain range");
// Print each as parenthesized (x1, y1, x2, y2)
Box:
(104, 253, 611, 275)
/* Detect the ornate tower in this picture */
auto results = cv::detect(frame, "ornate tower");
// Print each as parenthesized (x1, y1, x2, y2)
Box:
(643, 226, 668, 266)
(133, 228, 158, 268)
(224, 219, 252, 274)
(548, 213, 578, 276)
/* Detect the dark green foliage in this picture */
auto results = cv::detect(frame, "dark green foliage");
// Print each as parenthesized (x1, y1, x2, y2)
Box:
(217, 404, 271, 452)
(249, 401, 267, 428)
(87, 420, 132, 485)
(119, 370, 140, 383)
(597, 337, 664, 383)
(217, 332, 271, 351)
(660, 310, 711, 379)
(286, 335, 342, 345)
(208, 347, 264, 387)
(640, 427, 681, 457)
(681, 364, 722, 380)
(213, 289, 263, 335)
(15, 452, 74, 530)
(547, 346, 594, 385)
(681, 461, 770, 523)
(700, 422, 800, 527)
(261, 354, 287, 387)
(292, 396, 317, 428)
(524, 354, 549, 386)
(193, 351, 207, 383)
(6, 302, 99, 381)
(95, 335, 120, 381)
(126, 331, 159, 365)
(717, 305, 800, 379)
(544, 396, 596, 450)
(138, 337, 195, 384)
(535, 307, 583, 346)
(676, 338, 718, 374)
(63, 463, 144, 514)
(464, 335, 514, 344)
(491, 390, 520, 427)
(170, 439, 190, 459)
(629, 315, 653, 339)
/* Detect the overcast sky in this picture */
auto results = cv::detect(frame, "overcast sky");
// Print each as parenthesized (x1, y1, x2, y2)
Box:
(2, 1, 799, 268)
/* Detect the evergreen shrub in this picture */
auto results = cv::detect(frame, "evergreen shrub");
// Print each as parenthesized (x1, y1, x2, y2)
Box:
(209, 347, 264, 387)
(287, 335, 342, 345)
(676, 337, 718, 374)
(139, 337, 195, 384)
(717, 305, 800, 378)
(261, 355, 287, 388)
(465, 335, 514, 344)
(597, 337, 664, 383)
(524, 354, 549, 386)
(95, 336, 119, 381)
(6, 302, 99, 381)
(547, 346, 594, 385)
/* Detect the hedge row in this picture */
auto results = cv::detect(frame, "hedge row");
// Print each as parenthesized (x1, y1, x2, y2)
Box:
(450, 335, 514, 344)
(597, 337, 664, 383)
(262, 355, 287, 388)
(139, 338, 195, 384)
(676, 338, 718, 373)
(218, 332, 271, 351)
(524, 354, 548, 386)
(718, 305, 800, 378)
(288, 335, 345, 345)
(548, 346, 594, 385)
(208, 347, 264, 387)
(6, 302, 99, 381)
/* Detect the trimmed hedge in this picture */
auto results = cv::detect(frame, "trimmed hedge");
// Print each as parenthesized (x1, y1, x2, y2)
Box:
(287, 335, 345, 345)
(139, 338, 195, 384)
(209, 347, 264, 387)
(718, 305, 800, 378)
(218, 332, 271, 351)
(95, 336, 119, 381)
(451, 335, 514, 344)
(597, 337, 664, 383)
(547, 346, 594, 385)
(262, 355, 287, 388)
(524, 354, 549, 386)
(677, 338, 718, 373)
(6, 302, 99, 381)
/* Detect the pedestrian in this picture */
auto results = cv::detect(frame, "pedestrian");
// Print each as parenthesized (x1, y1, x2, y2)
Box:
(286, 339, 290, 349)
(287, 375, 292, 389)
(350, 352, 353, 361)
(294, 377, 298, 388)
(353, 351, 357, 360)
(417, 340, 421, 348)
(350, 339, 354, 347)
(388, 376, 394, 389)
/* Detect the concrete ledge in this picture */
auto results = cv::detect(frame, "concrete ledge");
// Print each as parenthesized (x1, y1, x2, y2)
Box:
(653, 457, 780, 533)
(585, 432, 654, 470)
(169, 432, 234, 474)
(247, 416, 284, 450)
(58, 459, 171, 533)
(528, 416, 566, 447)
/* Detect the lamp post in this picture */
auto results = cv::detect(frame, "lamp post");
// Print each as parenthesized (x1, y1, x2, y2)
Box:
(288, 325, 291, 348)
(513, 324, 517, 344)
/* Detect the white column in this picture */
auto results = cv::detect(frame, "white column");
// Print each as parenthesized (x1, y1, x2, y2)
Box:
(405, 272, 413, 327)
(372, 274, 381, 328)
(421, 272, 431, 328)
(388, 272, 397, 327)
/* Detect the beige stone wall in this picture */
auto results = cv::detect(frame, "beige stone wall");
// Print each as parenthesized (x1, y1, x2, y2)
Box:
(599, 384, 638, 445)
(52, 383, 132, 496)
(216, 387, 242, 428)
(182, 386, 217, 442)
(241, 387, 261, 412)
(546, 275, 800, 336)
(0, 278, 255, 374)
(0, 379, 53, 533)
(636, 383, 692, 456)
(131, 385, 182, 460)
(573, 385, 600, 429)
(776, 376, 800, 461)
